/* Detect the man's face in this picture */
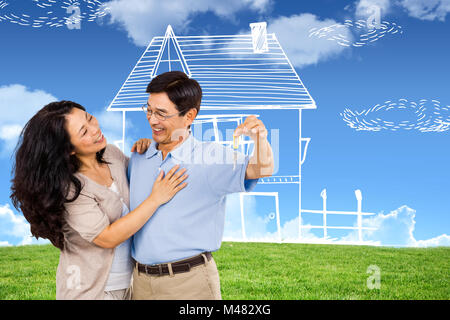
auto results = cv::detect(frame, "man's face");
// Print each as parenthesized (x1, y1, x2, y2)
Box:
(146, 92, 193, 145)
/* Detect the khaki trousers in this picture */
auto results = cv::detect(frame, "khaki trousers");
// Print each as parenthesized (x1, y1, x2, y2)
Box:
(131, 254, 222, 300)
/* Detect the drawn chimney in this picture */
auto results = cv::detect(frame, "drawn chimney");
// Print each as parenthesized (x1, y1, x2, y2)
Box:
(250, 22, 269, 53)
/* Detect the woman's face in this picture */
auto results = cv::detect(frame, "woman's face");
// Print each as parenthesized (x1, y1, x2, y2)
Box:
(65, 107, 107, 157)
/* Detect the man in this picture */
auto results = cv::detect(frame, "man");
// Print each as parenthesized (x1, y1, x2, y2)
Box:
(129, 71, 274, 300)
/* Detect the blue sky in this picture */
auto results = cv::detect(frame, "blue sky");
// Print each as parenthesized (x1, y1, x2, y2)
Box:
(0, 0, 449, 247)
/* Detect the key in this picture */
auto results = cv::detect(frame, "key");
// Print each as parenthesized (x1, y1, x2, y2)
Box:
(233, 135, 239, 170)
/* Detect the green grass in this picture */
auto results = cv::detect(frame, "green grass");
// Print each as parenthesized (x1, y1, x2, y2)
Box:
(0, 244, 59, 300)
(0, 242, 449, 300)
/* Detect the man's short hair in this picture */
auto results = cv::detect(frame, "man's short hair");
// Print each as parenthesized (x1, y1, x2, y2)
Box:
(146, 71, 202, 116)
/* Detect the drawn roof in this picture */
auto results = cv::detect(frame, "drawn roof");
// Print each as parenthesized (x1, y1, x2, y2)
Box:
(107, 25, 316, 111)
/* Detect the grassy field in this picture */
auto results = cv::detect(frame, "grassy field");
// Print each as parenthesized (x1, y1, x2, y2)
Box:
(0, 242, 448, 300)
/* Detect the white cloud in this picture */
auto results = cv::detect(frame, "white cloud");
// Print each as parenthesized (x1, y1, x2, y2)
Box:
(95, 109, 126, 145)
(0, 84, 57, 156)
(0, 84, 137, 158)
(104, 0, 272, 46)
(342, 205, 416, 245)
(225, 198, 449, 247)
(414, 234, 450, 247)
(0, 204, 49, 246)
(105, 3, 354, 68)
(354, 0, 450, 22)
(3, 197, 448, 248)
(0, 125, 23, 140)
(267, 13, 353, 68)
(224, 193, 323, 242)
(399, 0, 450, 21)
(277, 216, 322, 242)
(342, 205, 450, 247)
(0, 84, 57, 126)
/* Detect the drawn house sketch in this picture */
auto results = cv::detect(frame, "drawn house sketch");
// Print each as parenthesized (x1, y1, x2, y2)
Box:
(107, 23, 377, 245)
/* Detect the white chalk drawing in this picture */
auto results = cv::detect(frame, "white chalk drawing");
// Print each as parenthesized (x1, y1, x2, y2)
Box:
(341, 99, 450, 132)
(300, 189, 376, 243)
(309, 19, 403, 47)
(0, 1, 8, 10)
(250, 22, 269, 53)
(239, 192, 281, 243)
(107, 23, 378, 245)
(0, 0, 109, 28)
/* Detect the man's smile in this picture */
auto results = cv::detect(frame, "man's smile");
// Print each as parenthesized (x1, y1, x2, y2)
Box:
(152, 127, 166, 136)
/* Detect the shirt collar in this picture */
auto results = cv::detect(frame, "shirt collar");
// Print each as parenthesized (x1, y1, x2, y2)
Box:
(145, 133, 198, 162)
(145, 139, 159, 159)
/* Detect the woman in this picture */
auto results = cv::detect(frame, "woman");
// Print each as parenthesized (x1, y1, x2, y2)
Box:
(10, 100, 187, 300)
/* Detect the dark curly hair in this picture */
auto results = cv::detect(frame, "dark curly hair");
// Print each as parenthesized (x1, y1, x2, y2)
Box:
(10, 101, 108, 250)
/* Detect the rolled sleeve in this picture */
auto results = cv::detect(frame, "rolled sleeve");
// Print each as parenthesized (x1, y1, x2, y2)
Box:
(64, 194, 110, 243)
(206, 144, 259, 197)
(241, 155, 259, 192)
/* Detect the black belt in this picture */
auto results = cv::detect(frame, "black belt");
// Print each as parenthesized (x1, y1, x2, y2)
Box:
(133, 252, 212, 276)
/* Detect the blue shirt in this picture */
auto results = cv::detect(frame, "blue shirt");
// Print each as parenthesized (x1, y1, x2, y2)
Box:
(129, 134, 258, 265)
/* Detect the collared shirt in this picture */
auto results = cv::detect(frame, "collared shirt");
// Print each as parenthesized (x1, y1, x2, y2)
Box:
(129, 134, 258, 265)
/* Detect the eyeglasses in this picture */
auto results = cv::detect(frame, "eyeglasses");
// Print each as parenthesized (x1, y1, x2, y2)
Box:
(141, 104, 181, 121)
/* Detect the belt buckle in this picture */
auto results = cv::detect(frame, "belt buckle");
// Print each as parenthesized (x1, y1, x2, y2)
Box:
(179, 262, 191, 273)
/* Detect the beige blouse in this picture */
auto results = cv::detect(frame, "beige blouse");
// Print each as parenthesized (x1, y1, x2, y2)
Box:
(55, 144, 130, 300)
